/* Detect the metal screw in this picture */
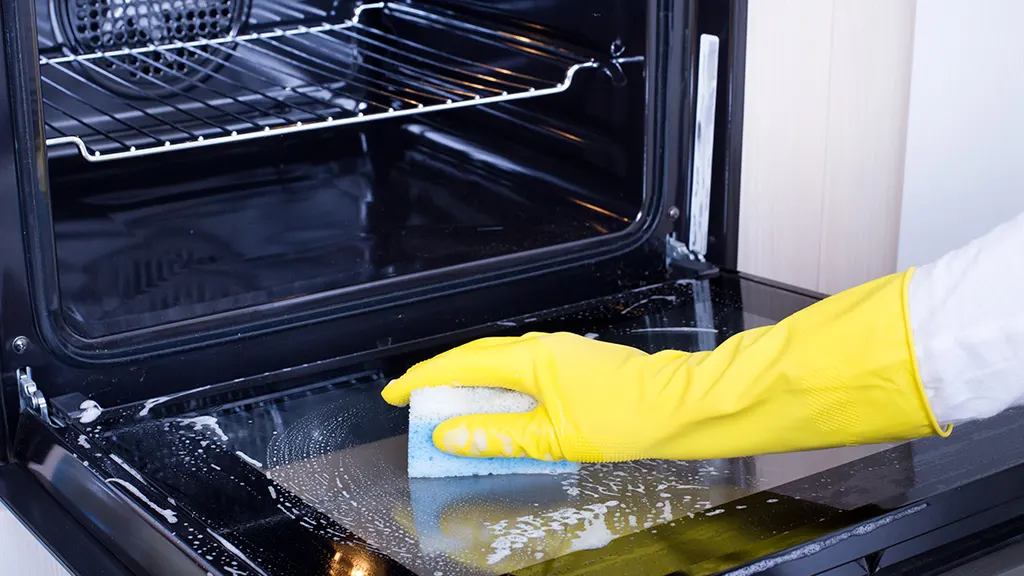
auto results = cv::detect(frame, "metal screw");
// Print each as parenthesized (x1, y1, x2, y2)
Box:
(12, 336, 29, 354)
(668, 206, 681, 220)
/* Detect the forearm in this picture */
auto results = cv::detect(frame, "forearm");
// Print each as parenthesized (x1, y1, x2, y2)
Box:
(910, 211, 1024, 424)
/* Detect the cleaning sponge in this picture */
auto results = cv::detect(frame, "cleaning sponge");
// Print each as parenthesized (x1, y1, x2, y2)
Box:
(407, 386, 580, 478)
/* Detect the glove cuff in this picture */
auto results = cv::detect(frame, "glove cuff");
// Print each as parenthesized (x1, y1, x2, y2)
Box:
(901, 268, 953, 438)
(775, 269, 951, 447)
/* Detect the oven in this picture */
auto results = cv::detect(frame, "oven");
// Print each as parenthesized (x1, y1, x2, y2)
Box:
(4, 1, 1024, 575)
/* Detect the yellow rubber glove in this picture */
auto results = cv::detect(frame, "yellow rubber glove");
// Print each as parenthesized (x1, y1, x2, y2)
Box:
(382, 271, 950, 462)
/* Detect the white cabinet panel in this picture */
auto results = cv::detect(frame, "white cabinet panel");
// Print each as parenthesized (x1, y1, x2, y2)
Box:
(740, 0, 917, 294)
(0, 502, 70, 576)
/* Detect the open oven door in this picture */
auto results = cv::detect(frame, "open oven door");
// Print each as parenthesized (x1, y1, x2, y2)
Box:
(7, 271, 843, 576)
(16, 270, 1024, 576)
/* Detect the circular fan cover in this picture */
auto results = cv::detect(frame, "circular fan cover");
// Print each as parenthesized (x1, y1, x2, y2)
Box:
(54, 0, 249, 96)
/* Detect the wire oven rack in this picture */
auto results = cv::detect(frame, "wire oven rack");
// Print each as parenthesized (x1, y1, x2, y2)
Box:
(40, 2, 637, 163)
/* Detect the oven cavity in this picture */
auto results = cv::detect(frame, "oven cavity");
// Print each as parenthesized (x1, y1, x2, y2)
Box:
(38, 0, 648, 340)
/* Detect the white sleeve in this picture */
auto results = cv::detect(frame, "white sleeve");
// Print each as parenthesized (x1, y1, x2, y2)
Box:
(909, 211, 1024, 424)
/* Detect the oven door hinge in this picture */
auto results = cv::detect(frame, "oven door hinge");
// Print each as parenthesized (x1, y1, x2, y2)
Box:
(666, 233, 704, 265)
(18, 367, 63, 428)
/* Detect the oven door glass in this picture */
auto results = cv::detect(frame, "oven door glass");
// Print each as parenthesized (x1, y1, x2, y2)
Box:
(60, 274, 912, 576)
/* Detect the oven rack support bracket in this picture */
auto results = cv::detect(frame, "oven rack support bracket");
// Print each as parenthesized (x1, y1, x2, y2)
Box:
(40, 2, 644, 163)
(17, 367, 63, 428)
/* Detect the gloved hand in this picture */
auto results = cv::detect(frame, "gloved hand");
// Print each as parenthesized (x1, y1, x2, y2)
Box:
(382, 271, 950, 462)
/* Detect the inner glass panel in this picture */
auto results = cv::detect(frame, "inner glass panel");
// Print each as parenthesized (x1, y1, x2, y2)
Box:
(60, 277, 921, 576)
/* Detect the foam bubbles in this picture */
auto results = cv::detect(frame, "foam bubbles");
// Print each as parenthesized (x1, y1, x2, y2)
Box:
(79, 400, 102, 424)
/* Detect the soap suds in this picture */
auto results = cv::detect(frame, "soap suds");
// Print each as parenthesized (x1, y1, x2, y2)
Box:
(178, 416, 229, 442)
(263, 383, 780, 576)
(139, 396, 171, 417)
(661, 500, 673, 522)
(106, 478, 177, 524)
(79, 400, 102, 424)
(568, 515, 615, 552)
(77, 435, 91, 449)
(487, 502, 620, 564)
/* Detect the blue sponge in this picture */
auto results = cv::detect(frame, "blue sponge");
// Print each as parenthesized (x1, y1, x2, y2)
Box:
(407, 386, 580, 478)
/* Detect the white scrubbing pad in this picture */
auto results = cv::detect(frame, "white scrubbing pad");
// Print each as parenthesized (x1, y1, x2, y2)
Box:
(407, 386, 579, 478)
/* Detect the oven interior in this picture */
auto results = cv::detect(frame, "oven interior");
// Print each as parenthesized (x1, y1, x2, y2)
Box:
(36, 0, 649, 339)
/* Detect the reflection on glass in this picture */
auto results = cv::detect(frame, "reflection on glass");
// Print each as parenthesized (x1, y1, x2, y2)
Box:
(259, 383, 900, 576)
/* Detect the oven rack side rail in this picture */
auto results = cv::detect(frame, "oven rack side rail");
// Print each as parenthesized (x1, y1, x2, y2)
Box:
(38, 2, 642, 163)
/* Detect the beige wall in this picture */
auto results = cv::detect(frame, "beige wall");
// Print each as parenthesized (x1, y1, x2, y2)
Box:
(739, 0, 917, 294)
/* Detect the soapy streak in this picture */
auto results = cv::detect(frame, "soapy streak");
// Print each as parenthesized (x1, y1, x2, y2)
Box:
(235, 451, 264, 468)
(630, 327, 718, 334)
(620, 296, 677, 316)
(207, 529, 270, 576)
(109, 454, 147, 483)
(139, 396, 171, 417)
(106, 478, 177, 524)
(139, 384, 216, 417)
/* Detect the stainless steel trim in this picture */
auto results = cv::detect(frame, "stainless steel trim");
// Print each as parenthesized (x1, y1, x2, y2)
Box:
(687, 34, 720, 259)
